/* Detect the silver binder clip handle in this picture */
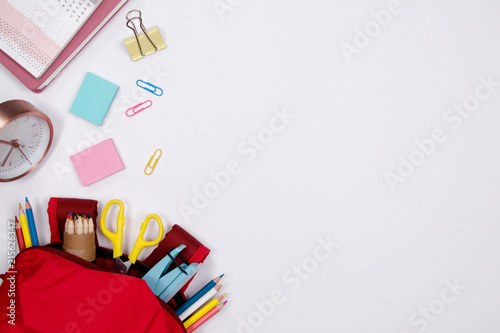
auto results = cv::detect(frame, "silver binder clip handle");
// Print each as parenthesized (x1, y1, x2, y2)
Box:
(125, 9, 157, 56)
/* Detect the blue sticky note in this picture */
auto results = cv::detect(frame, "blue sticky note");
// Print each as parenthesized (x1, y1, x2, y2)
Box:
(69, 72, 119, 126)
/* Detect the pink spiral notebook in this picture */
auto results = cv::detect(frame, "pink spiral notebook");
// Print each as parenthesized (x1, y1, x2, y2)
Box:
(0, 0, 127, 93)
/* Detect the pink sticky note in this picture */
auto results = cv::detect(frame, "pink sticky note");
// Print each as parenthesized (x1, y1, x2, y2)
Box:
(70, 139, 125, 186)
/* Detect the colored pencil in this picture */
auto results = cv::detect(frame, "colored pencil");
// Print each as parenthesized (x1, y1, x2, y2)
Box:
(25, 197, 39, 246)
(179, 284, 223, 321)
(186, 301, 227, 333)
(18, 204, 32, 248)
(15, 216, 25, 252)
(175, 274, 224, 316)
(75, 213, 83, 235)
(88, 214, 94, 233)
(64, 213, 70, 232)
(184, 293, 227, 328)
(83, 215, 89, 234)
(67, 214, 75, 234)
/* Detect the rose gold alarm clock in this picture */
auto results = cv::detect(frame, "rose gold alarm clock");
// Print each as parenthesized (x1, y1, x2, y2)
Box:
(0, 100, 54, 182)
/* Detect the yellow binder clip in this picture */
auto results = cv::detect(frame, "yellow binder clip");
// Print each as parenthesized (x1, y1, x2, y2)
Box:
(145, 149, 162, 175)
(124, 10, 166, 61)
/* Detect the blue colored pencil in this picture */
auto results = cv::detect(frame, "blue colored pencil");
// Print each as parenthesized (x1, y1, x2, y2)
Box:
(25, 197, 39, 246)
(175, 274, 224, 316)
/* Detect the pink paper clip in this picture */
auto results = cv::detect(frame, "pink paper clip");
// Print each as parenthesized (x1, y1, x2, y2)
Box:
(126, 100, 153, 117)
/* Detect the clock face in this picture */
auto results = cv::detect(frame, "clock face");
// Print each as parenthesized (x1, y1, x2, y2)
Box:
(0, 115, 52, 180)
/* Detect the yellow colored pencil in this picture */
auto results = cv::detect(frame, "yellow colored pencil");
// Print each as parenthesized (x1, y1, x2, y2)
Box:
(186, 301, 227, 333)
(19, 203, 32, 248)
(184, 293, 227, 329)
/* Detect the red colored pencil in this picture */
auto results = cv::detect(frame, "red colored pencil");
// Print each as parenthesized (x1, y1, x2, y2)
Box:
(15, 216, 26, 252)
(186, 301, 227, 333)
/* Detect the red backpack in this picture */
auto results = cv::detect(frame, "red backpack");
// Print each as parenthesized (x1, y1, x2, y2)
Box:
(0, 198, 210, 333)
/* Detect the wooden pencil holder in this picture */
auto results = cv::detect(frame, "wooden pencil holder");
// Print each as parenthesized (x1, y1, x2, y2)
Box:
(63, 231, 96, 262)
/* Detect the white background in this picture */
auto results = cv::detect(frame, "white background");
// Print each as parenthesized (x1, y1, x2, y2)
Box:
(1, 0, 500, 332)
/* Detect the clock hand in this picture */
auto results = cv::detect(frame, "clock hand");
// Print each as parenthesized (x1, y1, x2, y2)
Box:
(16, 145, 32, 165)
(0, 139, 15, 146)
(0, 139, 24, 147)
(1, 146, 15, 167)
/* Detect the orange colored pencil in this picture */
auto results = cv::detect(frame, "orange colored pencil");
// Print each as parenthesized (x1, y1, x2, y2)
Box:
(186, 301, 227, 333)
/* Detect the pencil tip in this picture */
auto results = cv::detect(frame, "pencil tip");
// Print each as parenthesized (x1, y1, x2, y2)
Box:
(223, 300, 228, 305)
(25, 197, 28, 202)
(214, 274, 225, 284)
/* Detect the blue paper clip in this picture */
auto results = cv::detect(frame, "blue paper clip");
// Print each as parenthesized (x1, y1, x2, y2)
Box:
(136, 80, 163, 96)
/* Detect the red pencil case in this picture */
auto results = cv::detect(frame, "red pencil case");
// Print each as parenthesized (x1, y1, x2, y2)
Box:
(47, 197, 99, 245)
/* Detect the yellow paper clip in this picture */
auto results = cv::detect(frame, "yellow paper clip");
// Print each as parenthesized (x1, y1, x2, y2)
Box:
(145, 149, 162, 175)
(124, 9, 166, 61)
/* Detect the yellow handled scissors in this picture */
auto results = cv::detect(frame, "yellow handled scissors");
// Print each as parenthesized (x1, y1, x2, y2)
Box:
(100, 199, 164, 264)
